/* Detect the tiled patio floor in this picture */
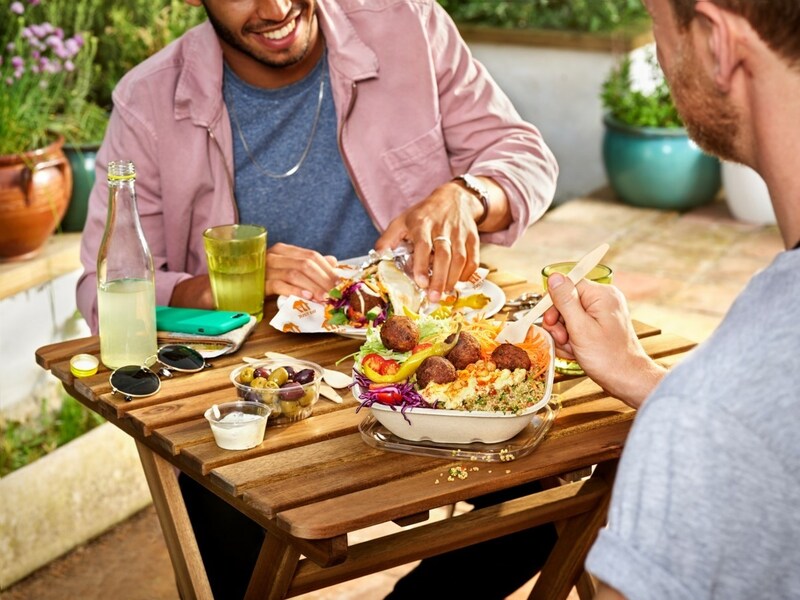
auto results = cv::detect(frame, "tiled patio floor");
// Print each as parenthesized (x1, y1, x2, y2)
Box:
(1, 191, 782, 600)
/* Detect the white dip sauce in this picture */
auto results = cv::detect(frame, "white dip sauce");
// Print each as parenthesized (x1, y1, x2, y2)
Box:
(210, 410, 267, 450)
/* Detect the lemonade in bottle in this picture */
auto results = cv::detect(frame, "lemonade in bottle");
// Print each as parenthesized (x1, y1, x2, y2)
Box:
(97, 161, 157, 369)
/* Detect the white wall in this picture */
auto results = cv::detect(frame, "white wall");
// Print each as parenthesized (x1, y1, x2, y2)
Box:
(469, 43, 619, 203)
(0, 269, 90, 416)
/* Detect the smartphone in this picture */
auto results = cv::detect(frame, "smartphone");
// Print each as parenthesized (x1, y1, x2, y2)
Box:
(155, 306, 250, 336)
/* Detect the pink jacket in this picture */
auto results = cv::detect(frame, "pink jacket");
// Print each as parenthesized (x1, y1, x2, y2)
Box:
(77, 0, 558, 333)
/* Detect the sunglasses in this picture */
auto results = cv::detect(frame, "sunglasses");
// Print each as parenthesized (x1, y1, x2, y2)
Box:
(110, 344, 211, 401)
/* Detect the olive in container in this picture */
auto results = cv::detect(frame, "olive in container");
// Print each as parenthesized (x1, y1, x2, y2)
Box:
(229, 359, 323, 424)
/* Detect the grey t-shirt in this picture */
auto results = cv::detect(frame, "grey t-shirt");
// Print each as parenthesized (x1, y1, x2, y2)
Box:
(223, 54, 379, 259)
(586, 248, 800, 599)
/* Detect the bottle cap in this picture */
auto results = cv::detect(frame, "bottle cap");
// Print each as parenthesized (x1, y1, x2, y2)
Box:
(70, 354, 99, 378)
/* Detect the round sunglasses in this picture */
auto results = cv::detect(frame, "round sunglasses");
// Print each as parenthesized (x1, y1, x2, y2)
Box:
(110, 344, 210, 402)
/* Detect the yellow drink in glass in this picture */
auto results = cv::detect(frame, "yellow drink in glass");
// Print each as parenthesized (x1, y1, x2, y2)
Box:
(203, 224, 267, 322)
(541, 261, 613, 376)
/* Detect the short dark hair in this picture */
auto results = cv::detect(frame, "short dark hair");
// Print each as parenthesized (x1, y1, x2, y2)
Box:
(668, 0, 800, 64)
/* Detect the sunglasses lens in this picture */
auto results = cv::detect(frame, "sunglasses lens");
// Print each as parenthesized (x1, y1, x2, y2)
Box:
(158, 345, 206, 371)
(110, 366, 160, 398)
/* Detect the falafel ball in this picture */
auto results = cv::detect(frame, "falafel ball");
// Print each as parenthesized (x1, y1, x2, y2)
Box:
(491, 343, 532, 371)
(345, 286, 384, 318)
(415, 356, 457, 389)
(445, 332, 482, 370)
(379, 315, 419, 352)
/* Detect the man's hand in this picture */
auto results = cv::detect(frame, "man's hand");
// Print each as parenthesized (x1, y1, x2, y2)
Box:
(170, 243, 339, 308)
(541, 272, 665, 408)
(170, 274, 215, 309)
(265, 242, 339, 302)
(375, 181, 487, 302)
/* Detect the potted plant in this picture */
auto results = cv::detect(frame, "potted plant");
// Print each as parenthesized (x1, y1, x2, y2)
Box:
(0, 0, 99, 259)
(600, 44, 721, 210)
(57, 0, 205, 232)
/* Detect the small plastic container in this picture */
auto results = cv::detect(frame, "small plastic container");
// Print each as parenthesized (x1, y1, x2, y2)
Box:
(70, 353, 99, 378)
(204, 401, 271, 450)
(230, 359, 323, 424)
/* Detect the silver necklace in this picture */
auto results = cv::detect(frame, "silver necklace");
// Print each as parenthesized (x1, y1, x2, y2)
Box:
(226, 71, 325, 179)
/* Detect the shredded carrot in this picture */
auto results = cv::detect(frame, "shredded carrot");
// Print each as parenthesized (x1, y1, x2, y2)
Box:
(516, 327, 551, 379)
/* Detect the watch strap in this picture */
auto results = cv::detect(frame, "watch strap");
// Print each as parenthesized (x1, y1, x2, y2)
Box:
(454, 174, 490, 226)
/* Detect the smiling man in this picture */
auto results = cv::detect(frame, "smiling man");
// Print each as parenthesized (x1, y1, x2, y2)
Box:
(540, 1, 800, 598)
(76, 0, 558, 334)
(76, 1, 559, 598)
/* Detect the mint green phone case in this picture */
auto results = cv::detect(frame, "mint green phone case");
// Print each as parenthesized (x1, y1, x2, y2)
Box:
(155, 306, 250, 336)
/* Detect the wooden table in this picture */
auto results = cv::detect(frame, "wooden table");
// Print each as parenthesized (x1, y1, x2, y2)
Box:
(35, 273, 696, 600)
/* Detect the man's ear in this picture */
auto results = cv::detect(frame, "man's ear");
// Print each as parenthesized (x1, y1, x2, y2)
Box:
(695, 0, 743, 92)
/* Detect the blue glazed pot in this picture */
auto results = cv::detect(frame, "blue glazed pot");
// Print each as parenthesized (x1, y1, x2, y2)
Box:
(602, 113, 721, 211)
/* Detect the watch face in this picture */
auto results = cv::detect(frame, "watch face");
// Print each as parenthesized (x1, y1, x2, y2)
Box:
(460, 174, 488, 199)
(456, 174, 490, 225)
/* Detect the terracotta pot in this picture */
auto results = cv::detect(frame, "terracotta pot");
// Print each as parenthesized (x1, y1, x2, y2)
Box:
(0, 136, 72, 261)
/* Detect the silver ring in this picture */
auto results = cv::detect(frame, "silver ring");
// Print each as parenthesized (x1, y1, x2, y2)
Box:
(432, 236, 450, 245)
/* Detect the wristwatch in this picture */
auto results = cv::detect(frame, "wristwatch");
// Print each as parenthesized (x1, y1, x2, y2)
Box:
(454, 173, 490, 226)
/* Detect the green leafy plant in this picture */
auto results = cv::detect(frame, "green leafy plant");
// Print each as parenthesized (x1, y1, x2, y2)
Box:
(91, 0, 205, 111)
(601, 46, 682, 128)
(0, 0, 103, 154)
(437, 0, 649, 33)
(0, 394, 105, 477)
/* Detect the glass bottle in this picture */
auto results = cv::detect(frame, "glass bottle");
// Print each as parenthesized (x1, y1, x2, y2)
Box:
(97, 160, 157, 369)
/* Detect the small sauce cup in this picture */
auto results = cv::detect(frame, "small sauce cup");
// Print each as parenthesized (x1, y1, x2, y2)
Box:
(204, 401, 271, 450)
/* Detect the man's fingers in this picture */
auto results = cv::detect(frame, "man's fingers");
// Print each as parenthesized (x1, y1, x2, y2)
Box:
(374, 221, 406, 251)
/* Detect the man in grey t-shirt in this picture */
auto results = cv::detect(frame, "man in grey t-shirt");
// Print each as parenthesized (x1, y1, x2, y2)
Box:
(540, 0, 800, 598)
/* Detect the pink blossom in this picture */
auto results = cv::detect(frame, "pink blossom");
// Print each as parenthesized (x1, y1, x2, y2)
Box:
(10, 2, 24, 15)
(64, 38, 80, 57)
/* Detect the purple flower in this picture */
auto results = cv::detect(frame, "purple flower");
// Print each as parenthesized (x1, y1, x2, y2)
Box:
(64, 38, 80, 57)
(55, 28, 64, 39)
(11, 56, 24, 69)
(10, 2, 24, 15)
(5, 77, 14, 86)
(42, 23, 54, 35)
(64, 60, 74, 72)
(74, 33, 84, 47)
(31, 24, 45, 38)
(6, 42, 16, 52)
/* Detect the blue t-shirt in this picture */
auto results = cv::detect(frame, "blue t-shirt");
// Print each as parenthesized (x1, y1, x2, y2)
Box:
(223, 53, 378, 259)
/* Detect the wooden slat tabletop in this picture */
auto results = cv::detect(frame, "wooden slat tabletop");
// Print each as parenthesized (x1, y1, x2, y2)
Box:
(36, 275, 696, 564)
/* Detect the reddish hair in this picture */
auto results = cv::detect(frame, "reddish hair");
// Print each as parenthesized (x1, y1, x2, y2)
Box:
(668, 0, 800, 63)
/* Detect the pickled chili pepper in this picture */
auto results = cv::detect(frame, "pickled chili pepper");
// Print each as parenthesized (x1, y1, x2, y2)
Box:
(361, 323, 462, 383)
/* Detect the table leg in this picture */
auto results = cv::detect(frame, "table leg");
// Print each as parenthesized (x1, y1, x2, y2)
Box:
(244, 531, 302, 600)
(528, 460, 617, 600)
(136, 442, 213, 600)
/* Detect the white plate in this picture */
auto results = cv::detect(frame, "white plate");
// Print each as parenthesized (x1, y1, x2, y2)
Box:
(355, 327, 555, 444)
(276, 274, 506, 339)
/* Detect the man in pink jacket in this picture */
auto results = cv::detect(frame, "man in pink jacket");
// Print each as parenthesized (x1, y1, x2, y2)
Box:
(79, 1, 559, 597)
(76, 0, 557, 333)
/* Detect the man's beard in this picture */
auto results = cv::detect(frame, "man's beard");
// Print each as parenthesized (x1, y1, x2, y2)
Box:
(669, 38, 741, 162)
(203, 2, 312, 70)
